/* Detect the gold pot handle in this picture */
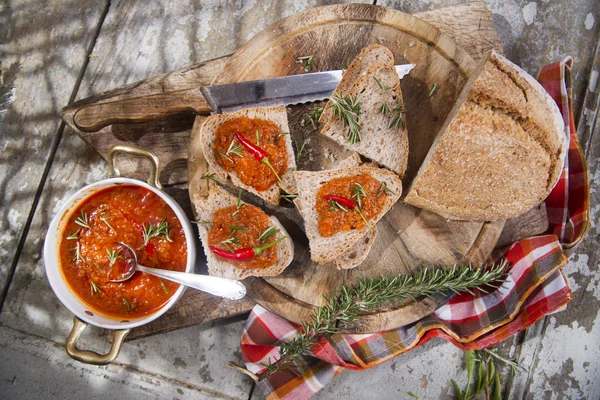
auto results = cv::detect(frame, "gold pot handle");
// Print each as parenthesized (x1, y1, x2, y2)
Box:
(66, 317, 131, 365)
(108, 144, 162, 189)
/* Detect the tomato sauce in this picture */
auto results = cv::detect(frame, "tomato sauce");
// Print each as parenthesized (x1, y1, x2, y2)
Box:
(316, 174, 388, 237)
(207, 204, 278, 270)
(58, 185, 187, 319)
(213, 116, 288, 191)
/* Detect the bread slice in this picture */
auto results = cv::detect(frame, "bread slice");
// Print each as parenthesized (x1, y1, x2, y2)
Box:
(199, 106, 297, 205)
(294, 166, 402, 264)
(320, 62, 409, 177)
(192, 184, 294, 280)
(404, 50, 567, 221)
(319, 44, 394, 124)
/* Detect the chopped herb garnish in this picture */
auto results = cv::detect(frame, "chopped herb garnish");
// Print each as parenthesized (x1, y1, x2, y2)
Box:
(427, 82, 438, 97)
(350, 182, 366, 209)
(123, 298, 135, 312)
(255, 129, 260, 146)
(329, 93, 361, 145)
(377, 182, 395, 197)
(295, 140, 308, 161)
(74, 211, 91, 230)
(220, 139, 243, 163)
(231, 189, 246, 218)
(328, 199, 349, 213)
(160, 279, 169, 295)
(100, 209, 115, 232)
(202, 173, 219, 183)
(306, 105, 324, 129)
(221, 225, 247, 248)
(70, 242, 84, 262)
(106, 248, 124, 266)
(90, 281, 102, 296)
(142, 220, 172, 245)
(373, 76, 391, 93)
(388, 99, 406, 130)
(258, 226, 280, 243)
(297, 55, 314, 72)
(192, 220, 212, 226)
(378, 100, 392, 116)
(66, 229, 80, 240)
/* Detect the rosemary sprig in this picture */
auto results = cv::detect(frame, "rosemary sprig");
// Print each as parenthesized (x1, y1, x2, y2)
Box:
(231, 262, 507, 380)
(100, 209, 115, 232)
(66, 229, 80, 240)
(220, 139, 243, 163)
(378, 100, 392, 116)
(428, 82, 438, 97)
(122, 298, 135, 313)
(377, 182, 395, 197)
(160, 279, 169, 295)
(306, 105, 324, 129)
(258, 226, 280, 243)
(297, 55, 314, 72)
(373, 76, 391, 93)
(70, 242, 84, 263)
(106, 248, 124, 266)
(231, 189, 246, 218)
(328, 199, 349, 212)
(201, 173, 219, 183)
(388, 99, 406, 130)
(142, 220, 172, 245)
(221, 225, 247, 250)
(90, 281, 102, 296)
(192, 220, 212, 226)
(329, 93, 361, 144)
(295, 140, 308, 161)
(350, 182, 366, 209)
(281, 193, 298, 204)
(74, 211, 91, 230)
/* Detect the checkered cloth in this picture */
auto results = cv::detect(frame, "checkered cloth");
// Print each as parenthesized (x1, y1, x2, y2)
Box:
(239, 58, 590, 399)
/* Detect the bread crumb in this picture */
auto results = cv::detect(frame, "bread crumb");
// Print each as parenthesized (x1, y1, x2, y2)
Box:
(377, 37, 386, 44)
(409, 41, 415, 47)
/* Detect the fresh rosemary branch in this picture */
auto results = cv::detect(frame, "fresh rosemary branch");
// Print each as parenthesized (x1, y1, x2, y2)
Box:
(295, 140, 309, 161)
(281, 193, 298, 204)
(329, 93, 361, 144)
(259, 226, 280, 243)
(220, 139, 243, 163)
(388, 99, 406, 130)
(250, 262, 507, 380)
(350, 182, 366, 209)
(201, 173, 219, 183)
(377, 182, 395, 197)
(106, 248, 124, 266)
(74, 211, 91, 230)
(428, 82, 438, 97)
(142, 220, 172, 245)
(231, 189, 246, 218)
(66, 229, 80, 240)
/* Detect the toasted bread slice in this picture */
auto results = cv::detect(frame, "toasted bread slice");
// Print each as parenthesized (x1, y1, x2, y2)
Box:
(295, 166, 402, 264)
(320, 62, 409, 177)
(404, 50, 567, 221)
(199, 106, 296, 205)
(192, 184, 294, 280)
(319, 45, 394, 124)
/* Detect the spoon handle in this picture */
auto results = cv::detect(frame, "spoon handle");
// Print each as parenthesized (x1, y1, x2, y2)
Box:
(136, 265, 246, 300)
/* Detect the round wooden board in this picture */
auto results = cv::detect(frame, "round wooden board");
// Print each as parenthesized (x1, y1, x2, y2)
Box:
(188, 4, 505, 333)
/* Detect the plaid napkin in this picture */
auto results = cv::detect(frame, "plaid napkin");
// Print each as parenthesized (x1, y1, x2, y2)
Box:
(239, 57, 590, 399)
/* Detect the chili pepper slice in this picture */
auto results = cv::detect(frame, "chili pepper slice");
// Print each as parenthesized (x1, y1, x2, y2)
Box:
(235, 131, 283, 184)
(321, 195, 357, 209)
(210, 235, 288, 261)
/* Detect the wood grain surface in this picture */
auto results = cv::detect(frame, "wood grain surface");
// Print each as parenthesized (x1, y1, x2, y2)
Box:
(61, 2, 510, 337)
(189, 3, 505, 332)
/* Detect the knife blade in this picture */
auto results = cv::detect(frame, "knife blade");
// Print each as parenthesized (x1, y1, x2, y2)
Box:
(72, 64, 415, 132)
(203, 64, 415, 114)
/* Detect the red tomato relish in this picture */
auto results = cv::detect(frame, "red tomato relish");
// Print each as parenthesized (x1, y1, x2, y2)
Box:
(58, 185, 187, 319)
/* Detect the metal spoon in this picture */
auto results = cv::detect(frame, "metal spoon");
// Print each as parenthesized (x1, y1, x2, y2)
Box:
(110, 242, 246, 301)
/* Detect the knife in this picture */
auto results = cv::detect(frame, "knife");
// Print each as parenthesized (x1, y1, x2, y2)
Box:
(73, 64, 415, 132)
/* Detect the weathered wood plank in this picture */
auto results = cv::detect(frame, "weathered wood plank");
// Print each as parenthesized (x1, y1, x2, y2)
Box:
(0, 0, 108, 298)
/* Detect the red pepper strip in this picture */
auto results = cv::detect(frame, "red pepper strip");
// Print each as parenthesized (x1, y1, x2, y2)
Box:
(210, 236, 288, 261)
(322, 195, 357, 209)
(235, 131, 283, 184)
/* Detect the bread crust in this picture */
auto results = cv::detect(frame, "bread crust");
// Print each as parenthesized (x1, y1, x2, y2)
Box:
(199, 106, 297, 205)
(404, 50, 567, 221)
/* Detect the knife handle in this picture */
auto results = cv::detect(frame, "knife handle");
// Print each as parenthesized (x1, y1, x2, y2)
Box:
(73, 87, 213, 132)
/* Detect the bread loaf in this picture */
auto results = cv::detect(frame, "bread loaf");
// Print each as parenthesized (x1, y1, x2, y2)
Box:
(404, 50, 567, 221)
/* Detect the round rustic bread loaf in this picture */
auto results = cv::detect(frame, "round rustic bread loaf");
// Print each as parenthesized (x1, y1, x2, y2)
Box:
(404, 50, 567, 221)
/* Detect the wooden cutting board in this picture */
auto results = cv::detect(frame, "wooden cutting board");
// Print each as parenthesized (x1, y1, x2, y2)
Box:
(188, 4, 506, 333)
(60, 2, 548, 339)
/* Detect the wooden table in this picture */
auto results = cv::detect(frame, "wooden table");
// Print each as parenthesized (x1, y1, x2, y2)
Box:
(1, 1, 599, 399)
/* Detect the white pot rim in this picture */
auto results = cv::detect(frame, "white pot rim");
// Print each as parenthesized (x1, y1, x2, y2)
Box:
(44, 177, 196, 330)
